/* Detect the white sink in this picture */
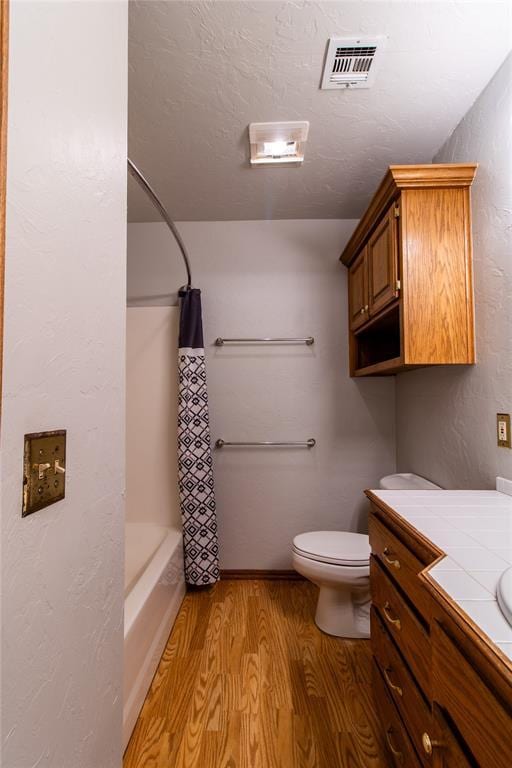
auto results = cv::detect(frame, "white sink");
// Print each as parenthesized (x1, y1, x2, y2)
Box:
(497, 567, 512, 626)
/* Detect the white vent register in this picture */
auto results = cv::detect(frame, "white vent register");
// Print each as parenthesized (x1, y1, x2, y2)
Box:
(321, 37, 385, 89)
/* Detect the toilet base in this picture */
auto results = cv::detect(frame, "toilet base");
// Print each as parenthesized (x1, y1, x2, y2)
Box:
(314, 584, 370, 638)
(292, 549, 370, 639)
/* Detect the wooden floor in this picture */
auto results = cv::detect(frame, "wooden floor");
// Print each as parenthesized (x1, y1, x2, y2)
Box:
(124, 580, 391, 768)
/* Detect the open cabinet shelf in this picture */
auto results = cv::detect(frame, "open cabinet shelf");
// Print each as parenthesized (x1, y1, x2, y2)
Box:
(352, 356, 404, 377)
(351, 303, 401, 375)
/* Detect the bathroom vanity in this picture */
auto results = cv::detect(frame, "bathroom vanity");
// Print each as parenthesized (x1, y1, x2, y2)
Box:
(340, 164, 477, 376)
(367, 489, 512, 767)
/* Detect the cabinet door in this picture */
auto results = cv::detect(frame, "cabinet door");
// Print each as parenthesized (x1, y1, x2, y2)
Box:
(368, 205, 399, 317)
(348, 247, 368, 330)
(432, 619, 512, 768)
(429, 705, 473, 768)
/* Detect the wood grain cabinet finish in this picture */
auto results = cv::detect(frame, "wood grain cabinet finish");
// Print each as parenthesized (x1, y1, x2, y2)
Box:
(369, 513, 433, 623)
(371, 557, 431, 699)
(430, 705, 472, 768)
(372, 659, 422, 768)
(367, 491, 512, 768)
(340, 164, 477, 376)
(431, 619, 512, 768)
(371, 608, 433, 767)
(348, 247, 368, 330)
(367, 205, 399, 317)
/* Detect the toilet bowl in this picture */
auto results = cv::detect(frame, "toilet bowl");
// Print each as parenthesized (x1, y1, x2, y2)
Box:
(292, 531, 370, 638)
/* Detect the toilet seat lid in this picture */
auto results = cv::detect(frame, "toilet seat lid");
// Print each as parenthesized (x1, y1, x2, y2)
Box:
(293, 531, 370, 566)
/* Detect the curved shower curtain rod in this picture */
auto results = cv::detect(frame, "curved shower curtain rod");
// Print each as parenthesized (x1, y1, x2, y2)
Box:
(127, 158, 193, 290)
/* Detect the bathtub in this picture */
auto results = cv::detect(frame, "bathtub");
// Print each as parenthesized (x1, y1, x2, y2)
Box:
(123, 522, 186, 750)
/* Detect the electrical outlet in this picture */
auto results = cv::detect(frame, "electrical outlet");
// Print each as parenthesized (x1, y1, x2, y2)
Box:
(497, 414, 511, 448)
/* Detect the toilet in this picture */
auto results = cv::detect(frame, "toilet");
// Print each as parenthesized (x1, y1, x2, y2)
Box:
(292, 472, 441, 638)
(293, 530, 371, 637)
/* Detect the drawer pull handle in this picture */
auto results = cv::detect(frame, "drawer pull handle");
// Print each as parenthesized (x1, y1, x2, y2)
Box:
(383, 666, 403, 697)
(383, 601, 401, 630)
(386, 728, 404, 763)
(422, 732, 443, 756)
(383, 547, 401, 569)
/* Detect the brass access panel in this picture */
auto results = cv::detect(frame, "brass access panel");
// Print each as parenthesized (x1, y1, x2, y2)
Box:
(23, 430, 66, 517)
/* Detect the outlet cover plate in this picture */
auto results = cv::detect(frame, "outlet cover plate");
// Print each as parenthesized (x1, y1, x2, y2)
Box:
(23, 430, 66, 516)
(497, 414, 511, 448)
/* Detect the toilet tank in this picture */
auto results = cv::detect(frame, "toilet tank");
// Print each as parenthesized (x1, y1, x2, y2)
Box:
(379, 472, 442, 490)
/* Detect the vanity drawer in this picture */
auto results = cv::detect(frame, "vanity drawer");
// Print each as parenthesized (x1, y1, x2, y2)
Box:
(369, 501, 440, 565)
(372, 658, 422, 768)
(371, 557, 431, 698)
(432, 620, 512, 768)
(369, 514, 432, 622)
(372, 607, 432, 766)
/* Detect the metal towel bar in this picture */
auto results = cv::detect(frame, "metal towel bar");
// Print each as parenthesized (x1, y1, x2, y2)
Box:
(215, 336, 314, 346)
(215, 438, 316, 449)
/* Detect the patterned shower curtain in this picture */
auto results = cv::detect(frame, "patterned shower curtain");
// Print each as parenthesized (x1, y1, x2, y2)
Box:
(177, 288, 220, 585)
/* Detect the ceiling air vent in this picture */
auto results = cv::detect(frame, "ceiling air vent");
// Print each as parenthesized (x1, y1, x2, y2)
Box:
(321, 37, 385, 90)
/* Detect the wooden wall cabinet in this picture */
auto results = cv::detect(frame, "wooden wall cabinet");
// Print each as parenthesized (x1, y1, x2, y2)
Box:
(341, 164, 477, 376)
(367, 493, 512, 768)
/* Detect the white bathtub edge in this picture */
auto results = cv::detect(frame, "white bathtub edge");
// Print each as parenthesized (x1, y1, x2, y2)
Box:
(123, 529, 186, 752)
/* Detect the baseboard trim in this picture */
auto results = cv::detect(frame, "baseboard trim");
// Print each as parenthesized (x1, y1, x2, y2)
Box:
(220, 569, 304, 580)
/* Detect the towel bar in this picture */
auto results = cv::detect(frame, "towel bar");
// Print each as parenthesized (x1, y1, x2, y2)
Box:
(215, 439, 316, 449)
(215, 336, 314, 346)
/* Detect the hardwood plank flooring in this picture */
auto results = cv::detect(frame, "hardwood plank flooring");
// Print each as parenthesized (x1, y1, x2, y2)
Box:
(124, 580, 391, 768)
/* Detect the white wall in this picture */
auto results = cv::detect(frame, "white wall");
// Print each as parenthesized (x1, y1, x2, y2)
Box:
(126, 307, 181, 528)
(1, 2, 127, 766)
(396, 54, 512, 488)
(128, 220, 396, 569)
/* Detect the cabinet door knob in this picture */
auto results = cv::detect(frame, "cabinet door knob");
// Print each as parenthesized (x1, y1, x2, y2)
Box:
(422, 732, 443, 755)
(360, 308, 365, 315)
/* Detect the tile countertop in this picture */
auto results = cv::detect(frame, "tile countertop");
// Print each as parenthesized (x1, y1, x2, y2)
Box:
(370, 487, 512, 665)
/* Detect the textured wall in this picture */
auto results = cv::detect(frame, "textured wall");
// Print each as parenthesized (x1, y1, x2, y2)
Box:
(126, 307, 181, 528)
(128, 220, 396, 569)
(396, 54, 512, 489)
(1, 2, 127, 766)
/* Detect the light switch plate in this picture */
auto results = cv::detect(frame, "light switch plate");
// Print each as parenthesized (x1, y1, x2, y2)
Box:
(497, 414, 511, 449)
(23, 430, 66, 516)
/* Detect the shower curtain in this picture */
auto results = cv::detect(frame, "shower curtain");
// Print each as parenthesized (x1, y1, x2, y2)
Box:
(178, 288, 220, 585)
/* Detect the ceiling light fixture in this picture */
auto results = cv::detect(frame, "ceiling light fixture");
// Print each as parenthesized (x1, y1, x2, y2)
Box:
(249, 121, 309, 166)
